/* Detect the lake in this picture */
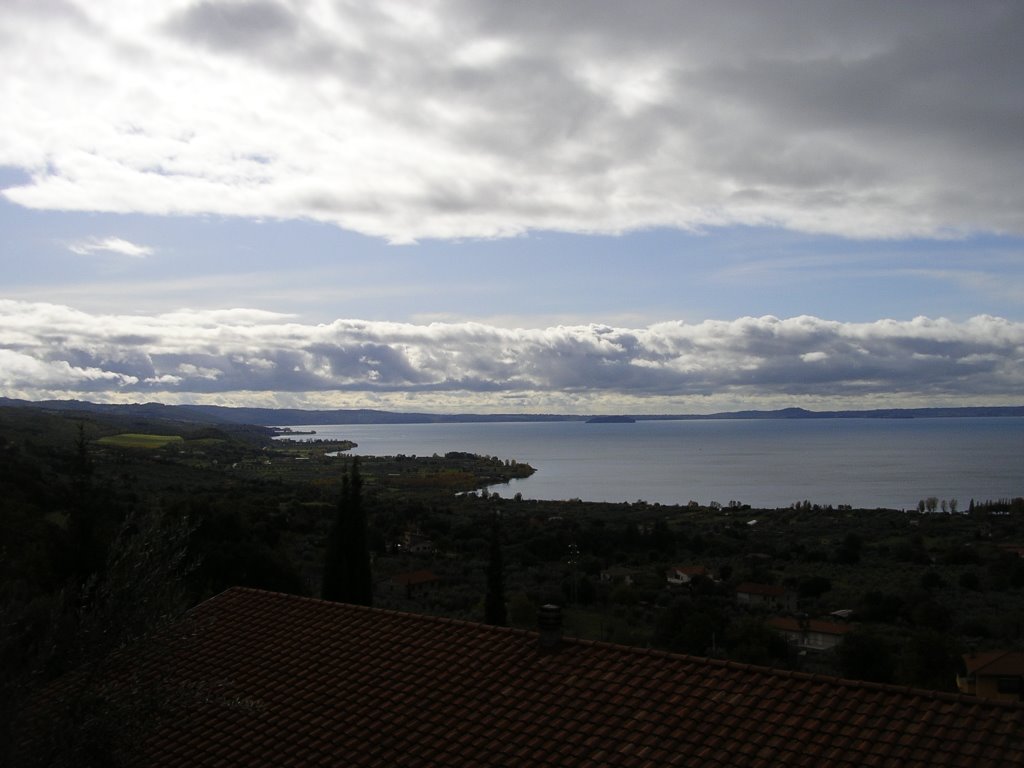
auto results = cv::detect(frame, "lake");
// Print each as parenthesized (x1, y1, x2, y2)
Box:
(275, 417, 1024, 510)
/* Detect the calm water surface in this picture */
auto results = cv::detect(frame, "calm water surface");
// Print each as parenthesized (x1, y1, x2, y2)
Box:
(277, 418, 1023, 509)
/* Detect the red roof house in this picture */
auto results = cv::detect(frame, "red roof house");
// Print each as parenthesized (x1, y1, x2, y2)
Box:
(958, 650, 1024, 702)
(735, 582, 798, 612)
(766, 617, 854, 651)
(665, 565, 708, 586)
(25, 588, 1024, 766)
(390, 568, 442, 596)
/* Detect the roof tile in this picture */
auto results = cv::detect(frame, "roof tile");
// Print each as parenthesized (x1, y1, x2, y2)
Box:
(39, 587, 1024, 767)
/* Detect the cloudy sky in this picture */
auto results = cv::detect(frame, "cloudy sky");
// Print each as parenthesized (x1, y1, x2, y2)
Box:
(2, 0, 1023, 413)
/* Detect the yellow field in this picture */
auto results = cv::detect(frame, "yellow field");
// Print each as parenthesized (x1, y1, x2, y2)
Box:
(96, 433, 184, 449)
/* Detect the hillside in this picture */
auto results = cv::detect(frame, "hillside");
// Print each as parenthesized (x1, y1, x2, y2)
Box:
(3, 397, 1022, 427)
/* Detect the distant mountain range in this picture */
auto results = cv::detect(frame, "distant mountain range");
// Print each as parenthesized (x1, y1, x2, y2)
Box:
(2, 397, 1022, 427)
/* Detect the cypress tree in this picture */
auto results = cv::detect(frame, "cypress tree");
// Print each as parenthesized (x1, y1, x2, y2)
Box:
(484, 514, 507, 626)
(321, 459, 372, 606)
(69, 421, 102, 583)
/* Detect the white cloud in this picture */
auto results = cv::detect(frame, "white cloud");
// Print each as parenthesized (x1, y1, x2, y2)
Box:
(68, 236, 154, 258)
(0, 348, 139, 389)
(1, 300, 1021, 410)
(0, 1, 1021, 243)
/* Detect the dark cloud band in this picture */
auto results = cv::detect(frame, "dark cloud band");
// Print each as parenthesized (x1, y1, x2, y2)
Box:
(1, 301, 1021, 405)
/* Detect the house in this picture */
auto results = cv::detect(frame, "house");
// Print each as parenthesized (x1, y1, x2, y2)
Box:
(599, 565, 637, 586)
(390, 568, 441, 597)
(735, 581, 798, 612)
(23, 588, 1024, 766)
(767, 616, 854, 652)
(665, 564, 707, 586)
(957, 650, 1024, 702)
(399, 528, 434, 554)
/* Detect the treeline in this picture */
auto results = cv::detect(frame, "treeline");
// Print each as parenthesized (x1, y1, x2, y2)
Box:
(0, 415, 316, 765)
(913, 497, 1024, 514)
(971, 497, 1024, 514)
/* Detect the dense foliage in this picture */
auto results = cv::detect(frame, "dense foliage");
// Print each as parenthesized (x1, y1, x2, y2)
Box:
(322, 459, 372, 606)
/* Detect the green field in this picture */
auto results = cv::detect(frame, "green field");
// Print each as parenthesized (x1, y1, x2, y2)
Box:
(96, 433, 184, 449)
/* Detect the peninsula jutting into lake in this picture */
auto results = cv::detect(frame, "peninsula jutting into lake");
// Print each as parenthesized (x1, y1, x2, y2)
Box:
(275, 416, 1023, 510)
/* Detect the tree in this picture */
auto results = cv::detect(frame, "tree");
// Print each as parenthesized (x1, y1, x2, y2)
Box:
(920, 570, 947, 591)
(321, 459, 372, 606)
(858, 590, 905, 623)
(798, 576, 832, 599)
(896, 630, 961, 690)
(4, 506, 198, 768)
(649, 519, 676, 556)
(576, 576, 596, 606)
(958, 571, 980, 591)
(834, 533, 862, 565)
(837, 629, 895, 683)
(508, 592, 536, 628)
(68, 422, 105, 583)
(653, 597, 726, 656)
(484, 515, 507, 626)
(727, 618, 791, 667)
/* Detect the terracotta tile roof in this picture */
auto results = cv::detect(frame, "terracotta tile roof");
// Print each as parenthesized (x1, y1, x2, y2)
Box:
(736, 582, 787, 597)
(391, 569, 441, 587)
(668, 565, 707, 576)
(96, 589, 1024, 766)
(963, 650, 1024, 676)
(766, 617, 854, 636)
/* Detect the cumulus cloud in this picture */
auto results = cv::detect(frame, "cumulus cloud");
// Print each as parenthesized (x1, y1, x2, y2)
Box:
(1, 300, 1021, 410)
(0, 1, 1021, 242)
(68, 236, 154, 257)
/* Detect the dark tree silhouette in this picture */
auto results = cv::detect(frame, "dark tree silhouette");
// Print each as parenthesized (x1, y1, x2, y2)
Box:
(837, 629, 896, 683)
(5, 506, 197, 768)
(321, 459, 372, 606)
(484, 515, 506, 626)
(68, 421, 103, 582)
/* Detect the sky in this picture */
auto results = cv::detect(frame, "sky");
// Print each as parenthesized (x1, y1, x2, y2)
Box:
(1, 0, 1023, 414)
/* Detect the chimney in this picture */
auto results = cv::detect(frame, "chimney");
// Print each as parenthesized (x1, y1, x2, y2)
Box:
(538, 604, 562, 652)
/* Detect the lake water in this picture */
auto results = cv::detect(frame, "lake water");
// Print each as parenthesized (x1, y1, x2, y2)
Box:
(275, 418, 1024, 510)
